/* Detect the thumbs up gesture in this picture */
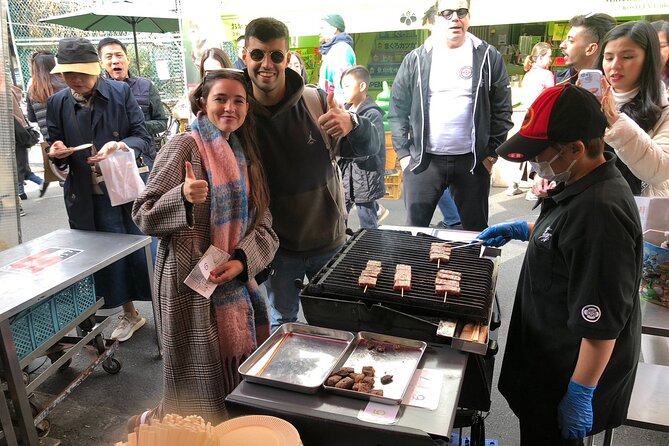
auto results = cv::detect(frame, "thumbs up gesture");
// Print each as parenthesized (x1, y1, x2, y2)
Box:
(183, 161, 208, 204)
(317, 91, 354, 138)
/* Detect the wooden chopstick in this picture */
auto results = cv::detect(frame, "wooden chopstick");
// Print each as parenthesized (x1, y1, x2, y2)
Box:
(258, 332, 291, 376)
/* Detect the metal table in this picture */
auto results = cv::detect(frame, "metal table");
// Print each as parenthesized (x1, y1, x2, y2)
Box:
(226, 342, 469, 445)
(0, 229, 153, 445)
(625, 362, 669, 432)
(639, 300, 669, 337)
(602, 301, 669, 445)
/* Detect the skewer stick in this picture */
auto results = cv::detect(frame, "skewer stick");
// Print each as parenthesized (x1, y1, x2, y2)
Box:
(363, 285, 368, 293)
(437, 259, 440, 269)
(401, 288, 404, 298)
(258, 332, 290, 376)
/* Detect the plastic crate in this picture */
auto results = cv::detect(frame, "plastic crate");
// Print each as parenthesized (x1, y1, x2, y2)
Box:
(9, 276, 96, 361)
(384, 131, 397, 171)
(384, 170, 402, 200)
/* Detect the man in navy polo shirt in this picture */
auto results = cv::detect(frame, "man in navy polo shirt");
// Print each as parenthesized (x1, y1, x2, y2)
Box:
(478, 84, 642, 443)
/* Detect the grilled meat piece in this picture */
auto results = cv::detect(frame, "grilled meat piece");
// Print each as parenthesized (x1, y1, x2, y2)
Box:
(352, 382, 372, 393)
(380, 374, 394, 385)
(326, 375, 343, 386)
(334, 367, 354, 377)
(335, 376, 355, 389)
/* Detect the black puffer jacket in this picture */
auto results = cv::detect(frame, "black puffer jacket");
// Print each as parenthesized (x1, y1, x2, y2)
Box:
(340, 97, 386, 203)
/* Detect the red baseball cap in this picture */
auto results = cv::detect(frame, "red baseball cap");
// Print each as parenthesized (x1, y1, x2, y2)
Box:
(496, 84, 607, 162)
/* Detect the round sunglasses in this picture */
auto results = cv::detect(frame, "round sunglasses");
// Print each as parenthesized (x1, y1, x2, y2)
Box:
(247, 48, 286, 64)
(440, 8, 469, 20)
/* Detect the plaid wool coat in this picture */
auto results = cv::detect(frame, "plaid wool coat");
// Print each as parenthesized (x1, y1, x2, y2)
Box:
(132, 133, 278, 422)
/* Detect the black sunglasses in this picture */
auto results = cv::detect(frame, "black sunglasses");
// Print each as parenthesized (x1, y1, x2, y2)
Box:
(204, 68, 244, 77)
(248, 48, 286, 63)
(440, 8, 469, 20)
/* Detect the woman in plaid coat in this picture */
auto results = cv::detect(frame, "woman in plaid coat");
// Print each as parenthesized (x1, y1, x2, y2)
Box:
(132, 70, 278, 423)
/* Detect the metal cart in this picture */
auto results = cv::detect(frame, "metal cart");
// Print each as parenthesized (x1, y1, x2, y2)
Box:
(227, 341, 468, 445)
(0, 229, 153, 445)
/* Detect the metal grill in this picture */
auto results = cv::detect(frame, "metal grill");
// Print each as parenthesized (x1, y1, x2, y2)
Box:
(302, 229, 496, 323)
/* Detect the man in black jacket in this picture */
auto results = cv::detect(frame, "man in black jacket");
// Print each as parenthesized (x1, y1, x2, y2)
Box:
(340, 65, 386, 228)
(98, 37, 167, 163)
(389, 0, 512, 231)
(243, 17, 378, 330)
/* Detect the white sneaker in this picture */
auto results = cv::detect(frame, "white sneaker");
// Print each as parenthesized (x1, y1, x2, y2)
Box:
(111, 311, 146, 342)
(525, 190, 538, 201)
(506, 182, 523, 196)
(377, 204, 390, 224)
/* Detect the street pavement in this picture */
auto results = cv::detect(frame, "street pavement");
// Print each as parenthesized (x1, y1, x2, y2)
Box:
(17, 175, 669, 445)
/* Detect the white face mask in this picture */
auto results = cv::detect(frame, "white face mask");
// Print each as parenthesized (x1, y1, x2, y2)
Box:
(528, 149, 577, 184)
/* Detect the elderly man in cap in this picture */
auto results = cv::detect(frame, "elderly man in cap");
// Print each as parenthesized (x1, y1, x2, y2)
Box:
(47, 37, 153, 342)
(478, 84, 642, 443)
(318, 13, 356, 104)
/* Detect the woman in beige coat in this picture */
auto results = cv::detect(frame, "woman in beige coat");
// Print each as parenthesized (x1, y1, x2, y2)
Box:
(132, 70, 278, 423)
(598, 21, 669, 197)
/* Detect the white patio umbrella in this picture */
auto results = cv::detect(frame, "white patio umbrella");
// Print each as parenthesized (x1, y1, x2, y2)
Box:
(40, 4, 179, 75)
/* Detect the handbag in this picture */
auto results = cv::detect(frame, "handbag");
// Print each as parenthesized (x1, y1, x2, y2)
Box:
(14, 119, 40, 148)
(25, 126, 40, 146)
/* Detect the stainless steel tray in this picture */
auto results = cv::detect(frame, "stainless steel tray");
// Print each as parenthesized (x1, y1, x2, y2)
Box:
(238, 323, 354, 394)
(323, 331, 427, 405)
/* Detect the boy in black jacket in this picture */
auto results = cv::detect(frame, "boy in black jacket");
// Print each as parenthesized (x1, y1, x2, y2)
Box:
(340, 65, 386, 228)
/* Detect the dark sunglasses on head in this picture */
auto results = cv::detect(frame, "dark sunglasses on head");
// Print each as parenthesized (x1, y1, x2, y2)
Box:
(248, 48, 286, 63)
(204, 68, 244, 77)
(440, 8, 469, 20)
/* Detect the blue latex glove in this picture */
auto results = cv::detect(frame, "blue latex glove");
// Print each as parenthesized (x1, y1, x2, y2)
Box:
(558, 379, 597, 439)
(476, 221, 529, 247)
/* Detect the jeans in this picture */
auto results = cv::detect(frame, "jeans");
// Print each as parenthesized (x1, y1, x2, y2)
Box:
(266, 247, 342, 331)
(17, 172, 43, 195)
(403, 153, 490, 231)
(438, 189, 460, 226)
(16, 146, 43, 195)
(347, 201, 379, 229)
(92, 195, 152, 308)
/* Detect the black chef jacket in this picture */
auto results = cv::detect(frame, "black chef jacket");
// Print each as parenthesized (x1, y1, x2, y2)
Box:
(498, 153, 642, 435)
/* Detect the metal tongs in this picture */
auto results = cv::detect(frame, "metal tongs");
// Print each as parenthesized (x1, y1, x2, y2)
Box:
(451, 239, 486, 250)
(452, 235, 512, 249)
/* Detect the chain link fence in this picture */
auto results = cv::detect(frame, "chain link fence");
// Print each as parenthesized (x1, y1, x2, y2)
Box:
(8, 0, 186, 104)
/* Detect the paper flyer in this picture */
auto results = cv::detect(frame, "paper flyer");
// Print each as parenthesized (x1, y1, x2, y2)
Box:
(402, 368, 444, 410)
(358, 401, 400, 425)
(184, 245, 231, 298)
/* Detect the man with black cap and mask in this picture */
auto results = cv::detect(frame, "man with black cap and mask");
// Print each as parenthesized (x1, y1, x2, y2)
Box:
(318, 13, 355, 104)
(477, 84, 642, 443)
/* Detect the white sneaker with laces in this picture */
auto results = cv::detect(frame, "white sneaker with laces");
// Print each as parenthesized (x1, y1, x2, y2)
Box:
(111, 311, 146, 342)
